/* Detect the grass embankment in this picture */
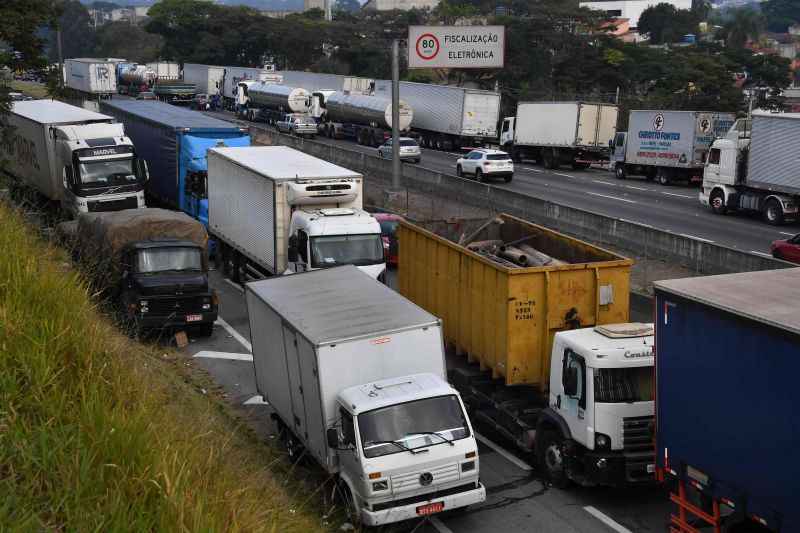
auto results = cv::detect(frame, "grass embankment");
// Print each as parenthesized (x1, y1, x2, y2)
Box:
(0, 200, 324, 531)
(8, 80, 49, 99)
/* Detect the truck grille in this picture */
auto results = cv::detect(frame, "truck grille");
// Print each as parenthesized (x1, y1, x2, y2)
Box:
(146, 296, 206, 316)
(391, 464, 460, 495)
(622, 415, 654, 452)
(87, 196, 138, 212)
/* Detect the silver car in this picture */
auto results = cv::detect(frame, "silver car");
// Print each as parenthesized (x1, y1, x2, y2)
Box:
(378, 137, 421, 163)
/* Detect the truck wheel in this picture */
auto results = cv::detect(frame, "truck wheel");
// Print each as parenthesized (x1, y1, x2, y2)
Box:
(764, 198, 785, 226)
(710, 190, 727, 215)
(657, 169, 671, 186)
(456, 165, 463, 177)
(615, 164, 626, 180)
(335, 479, 361, 525)
(538, 429, 571, 489)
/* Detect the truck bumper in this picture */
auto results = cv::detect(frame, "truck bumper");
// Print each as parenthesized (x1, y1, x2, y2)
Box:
(137, 311, 218, 330)
(361, 482, 486, 526)
(578, 450, 655, 486)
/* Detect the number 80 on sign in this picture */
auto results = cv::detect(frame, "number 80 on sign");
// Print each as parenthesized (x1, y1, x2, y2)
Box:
(415, 33, 440, 61)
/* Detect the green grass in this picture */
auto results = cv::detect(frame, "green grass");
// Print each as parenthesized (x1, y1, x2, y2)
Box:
(0, 200, 326, 532)
(8, 80, 49, 99)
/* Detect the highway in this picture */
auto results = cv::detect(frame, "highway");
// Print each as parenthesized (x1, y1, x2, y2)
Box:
(220, 112, 799, 256)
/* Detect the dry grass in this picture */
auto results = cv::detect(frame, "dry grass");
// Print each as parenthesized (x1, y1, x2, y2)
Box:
(8, 80, 49, 99)
(0, 199, 326, 531)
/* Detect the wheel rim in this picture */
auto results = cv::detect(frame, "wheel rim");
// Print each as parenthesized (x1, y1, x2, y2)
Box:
(711, 195, 723, 210)
(545, 443, 563, 475)
(767, 205, 778, 222)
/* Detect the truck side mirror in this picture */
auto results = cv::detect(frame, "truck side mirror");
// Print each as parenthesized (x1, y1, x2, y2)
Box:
(564, 367, 578, 397)
(609, 138, 614, 149)
(326, 428, 339, 448)
(137, 159, 150, 182)
(287, 235, 299, 263)
(62, 166, 74, 190)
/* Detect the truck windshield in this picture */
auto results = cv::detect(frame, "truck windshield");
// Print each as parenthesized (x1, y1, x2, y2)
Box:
(594, 367, 654, 403)
(77, 158, 139, 189)
(310, 234, 383, 267)
(136, 247, 202, 274)
(358, 395, 470, 458)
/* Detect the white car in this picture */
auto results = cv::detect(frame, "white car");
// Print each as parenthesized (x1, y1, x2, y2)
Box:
(377, 137, 421, 163)
(456, 149, 514, 182)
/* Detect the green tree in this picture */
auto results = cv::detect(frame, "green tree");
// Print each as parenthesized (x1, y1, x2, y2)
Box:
(761, 0, 800, 33)
(638, 3, 699, 44)
(47, 0, 96, 63)
(718, 8, 764, 48)
(94, 22, 164, 63)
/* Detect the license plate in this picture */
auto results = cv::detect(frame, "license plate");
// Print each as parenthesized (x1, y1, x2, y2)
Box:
(186, 314, 203, 323)
(416, 502, 444, 516)
(647, 464, 655, 474)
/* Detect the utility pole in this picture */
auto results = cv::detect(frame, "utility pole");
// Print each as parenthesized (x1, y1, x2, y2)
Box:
(57, 26, 64, 89)
(391, 39, 401, 191)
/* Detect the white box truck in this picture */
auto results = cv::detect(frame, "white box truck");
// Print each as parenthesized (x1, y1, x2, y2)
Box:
(182, 63, 225, 96)
(222, 66, 269, 104)
(246, 266, 486, 526)
(500, 101, 618, 169)
(612, 110, 735, 185)
(145, 62, 181, 80)
(1, 100, 148, 217)
(207, 146, 386, 282)
(701, 112, 800, 225)
(64, 58, 117, 98)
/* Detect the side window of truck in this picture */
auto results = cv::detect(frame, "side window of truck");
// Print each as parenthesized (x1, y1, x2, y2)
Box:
(708, 148, 721, 165)
(562, 349, 586, 409)
(340, 408, 355, 447)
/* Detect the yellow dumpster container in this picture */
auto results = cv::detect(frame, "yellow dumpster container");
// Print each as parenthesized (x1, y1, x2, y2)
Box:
(398, 214, 632, 389)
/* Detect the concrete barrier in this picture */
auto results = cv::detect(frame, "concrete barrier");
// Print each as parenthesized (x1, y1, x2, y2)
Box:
(249, 126, 790, 275)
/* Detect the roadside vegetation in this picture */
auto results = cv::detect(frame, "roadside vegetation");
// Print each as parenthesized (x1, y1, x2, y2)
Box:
(0, 200, 324, 531)
(8, 80, 49, 99)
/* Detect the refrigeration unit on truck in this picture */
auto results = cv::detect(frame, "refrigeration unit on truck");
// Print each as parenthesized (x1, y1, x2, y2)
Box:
(207, 146, 386, 282)
(500, 102, 618, 169)
(64, 58, 117, 99)
(613, 110, 735, 185)
(399, 215, 656, 487)
(318, 92, 413, 147)
(75, 208, 218, 337)
(183, 63, 225, 96)
(654, 268, 800, 533)
(246, 265, 486, 526)
(235, 81, 312, 128)
(373, 80, 501, 151)
(99, 99, 250, 225)
(0, 100, 147, 217)
(701, 112, 800, 225)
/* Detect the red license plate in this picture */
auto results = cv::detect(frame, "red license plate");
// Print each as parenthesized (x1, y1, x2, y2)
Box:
(186, 314, 203, 323)
(416, 502, 444, 516)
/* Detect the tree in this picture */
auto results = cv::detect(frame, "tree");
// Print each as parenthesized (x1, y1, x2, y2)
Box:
(718, 8, 764, 48)
(47, 0, 96, 63)
(638, 3, 699, 44)
(761, 0, 800, 33)
(94, 22, 164, 63)
(334, 0, 361, 15)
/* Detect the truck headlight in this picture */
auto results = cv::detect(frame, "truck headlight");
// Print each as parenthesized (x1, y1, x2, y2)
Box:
(595, 433, 611, 450)
(372, 480, 389, 491)
(461, 461, 475, 473)
(139, 300, 149, 313)
(202, 303, 211, 310)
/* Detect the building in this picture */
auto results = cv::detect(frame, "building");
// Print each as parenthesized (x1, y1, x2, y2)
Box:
(598, 18, 647, 42)
(579, 0, 692, 28)
(362, 0, 440, 10)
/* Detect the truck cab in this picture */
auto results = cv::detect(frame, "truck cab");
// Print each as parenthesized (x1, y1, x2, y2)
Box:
(328, 373, 486, 526)
(119, 239, 218, 336)
(540, 323, 655, 486)
(287, 207, 386, 281)
(499, 116, 515, 147)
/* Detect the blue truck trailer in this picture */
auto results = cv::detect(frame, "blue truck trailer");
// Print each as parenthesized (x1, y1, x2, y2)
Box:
(98, 99, 250, 225)
(654, 268, 800, 533)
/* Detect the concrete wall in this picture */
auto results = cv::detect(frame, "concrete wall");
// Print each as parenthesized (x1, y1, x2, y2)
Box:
(250, 127, 790, 276)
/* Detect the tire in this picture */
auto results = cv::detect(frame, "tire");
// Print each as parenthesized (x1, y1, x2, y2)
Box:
(475, 169, 485, 183)
(764, 198, 785, 226)
(456, 165, 463, 177)
(377, 149, 382, 159)
(504, 174, 513, 183)
(335, 479, 361, 525)
(709, 189, 727, 215)
(615, 164, 626, 180)
(657, 169, 671, 186)
(538, 429, 571, 489)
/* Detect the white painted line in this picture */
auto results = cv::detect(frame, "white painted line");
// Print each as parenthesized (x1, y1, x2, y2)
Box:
(554, 172, 575, 178)
(625, 185, 649, 191)
(587, 192, 637, 204)
(593, 180, 616, 186)
(243, 395, 269, 405)
(750, 250, 774, 258)
(619, 218, 653, 228)
(779, 231, 795, 236)
(194, 350, 253, 362)
(679, 233, 714, 243)
(215, 317, 252, 352)
(430, 517, 454, 533)
(223, 277, 244, 292)
(661, 192, 693, 199)
(475, 432, 533, 471)
(522, 167, 543, 173)
(584, 506, 633, 533)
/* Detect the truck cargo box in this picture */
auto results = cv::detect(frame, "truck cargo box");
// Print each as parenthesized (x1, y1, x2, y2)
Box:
(65, 58, 117, 95)
(398, 214, 632, 388)
(654, 268, 800, 533)
(514, 102, 617, 148)
(747, 112, 800, 195)
(146, 62, 180, 80)
(182, 63, 225, 95)
(222, 66, 268, 100)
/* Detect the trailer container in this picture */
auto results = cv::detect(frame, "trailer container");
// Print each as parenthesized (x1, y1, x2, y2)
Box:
(64, 58, 116, 97)
(99, 99, 249, 224)
(654, 268, 800, 533)
(222, 66, 268, 101)
(319, 92, 412, 146)
(146, 62, 181, 80)
(183, 63, 225, 95)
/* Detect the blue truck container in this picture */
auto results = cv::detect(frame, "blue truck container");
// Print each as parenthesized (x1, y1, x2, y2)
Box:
(99, 99, 250, 226)
(654, 268, 800, 533)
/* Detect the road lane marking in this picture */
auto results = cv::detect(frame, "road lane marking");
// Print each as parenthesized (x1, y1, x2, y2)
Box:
(522, 167, 543, 172)
(223, 277, 244, 292)
(750, 250, 773, 258)
(215, 317, 252, 352)
(430, 517, 454, 533)
(619, 218, 653, 228)
(625, 185, 649, 191)
(780, 231, 795, 236)
(587, 192, 637, 204)
(475, 432, 533, 471)
(679, 234, 714, 243)
(554, 172, 575, 178)
(661, 192, 693, 198)
(593, 180, 616, 186)
(243, 395, 269, 405)
(193, 350, 253, 362)
(584, 506, 633, 533)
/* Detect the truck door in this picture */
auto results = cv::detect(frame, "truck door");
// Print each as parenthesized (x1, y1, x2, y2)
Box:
(282, 324, 307, 440)
(500, 118, 514, 146)
(612, 132, 626, 163)
(559, 349, 587, 442)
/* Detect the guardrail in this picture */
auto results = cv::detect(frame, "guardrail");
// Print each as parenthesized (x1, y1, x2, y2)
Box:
(249, 125, 791, 276)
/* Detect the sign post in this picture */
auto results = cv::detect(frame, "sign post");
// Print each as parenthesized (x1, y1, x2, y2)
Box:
(408, 26, 505, 70)
(391, 39, 400, 191)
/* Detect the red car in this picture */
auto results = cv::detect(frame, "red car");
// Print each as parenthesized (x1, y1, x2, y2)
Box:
(771, 233, 800, 263)
(373, 213, 404, 267)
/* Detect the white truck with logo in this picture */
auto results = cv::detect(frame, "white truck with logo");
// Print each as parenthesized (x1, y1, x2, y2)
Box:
(1, 100, 147, 217)
(207, 146, 386, 282)
(612, 110, 735, 185)
(64, 58, 117, 98)
(246, 265, 486, 526)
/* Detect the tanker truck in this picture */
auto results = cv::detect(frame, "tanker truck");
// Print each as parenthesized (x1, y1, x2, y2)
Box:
(117, 64, 156, 96)
(318, 92, 413, 147)
(235, 81, 311, 126)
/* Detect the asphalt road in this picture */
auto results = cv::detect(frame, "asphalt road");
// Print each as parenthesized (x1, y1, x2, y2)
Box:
(218, 112, 799, 256)
(184, 268, 671, 533)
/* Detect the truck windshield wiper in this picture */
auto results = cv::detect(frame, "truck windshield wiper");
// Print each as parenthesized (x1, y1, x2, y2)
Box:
(364, 439, 426, 455)
(406, 431, 456, 446)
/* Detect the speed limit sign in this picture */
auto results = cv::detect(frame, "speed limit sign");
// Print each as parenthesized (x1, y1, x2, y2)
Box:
(415, 33, 440, 61)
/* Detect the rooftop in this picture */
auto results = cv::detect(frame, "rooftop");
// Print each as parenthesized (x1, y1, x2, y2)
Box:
(210, 146, 361, 182)
(11, 100, 111, 125)
(339, 373, 455, 414)
(99, 99, 245, 131)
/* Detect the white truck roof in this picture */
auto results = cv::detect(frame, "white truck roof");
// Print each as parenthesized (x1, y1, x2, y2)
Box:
(339, 373, 456, 415)
(11, 100, 112, 125)
(245, 265, 439, 346)
(209, 146, 362, 182)
(557, 323, 654, 368)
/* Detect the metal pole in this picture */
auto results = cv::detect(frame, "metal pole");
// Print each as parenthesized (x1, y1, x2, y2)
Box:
(391, 39, 401, 190)
(57, 26, 64, 89)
